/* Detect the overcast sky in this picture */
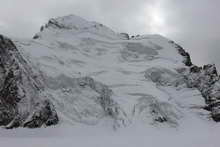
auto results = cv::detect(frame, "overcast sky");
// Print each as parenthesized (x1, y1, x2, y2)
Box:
(0, 0, 219, 69)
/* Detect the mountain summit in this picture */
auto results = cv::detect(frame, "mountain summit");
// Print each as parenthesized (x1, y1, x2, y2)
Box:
(33, 14, 119, 40)
(0, 15, 220, 130)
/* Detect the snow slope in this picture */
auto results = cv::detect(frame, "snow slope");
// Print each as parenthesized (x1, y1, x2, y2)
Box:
(1, 14, 220, 146)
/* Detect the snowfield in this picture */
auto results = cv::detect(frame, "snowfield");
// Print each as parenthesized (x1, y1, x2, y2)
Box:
(0, 123, 220, 147)
(1, 14, 220, 147)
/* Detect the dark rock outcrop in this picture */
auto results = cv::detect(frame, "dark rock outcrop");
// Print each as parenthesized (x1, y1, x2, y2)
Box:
(162, 40, 220, 122)
(45, 18, 72, 30)
(168, 40, 193, 66)
(184, 64, 220, 121)
(120, 33, 130, 40)
(23, 100, 59, 128)
(0, 34, 59, 128)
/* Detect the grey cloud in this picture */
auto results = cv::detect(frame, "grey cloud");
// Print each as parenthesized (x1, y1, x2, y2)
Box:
(159, 0, 220, 68)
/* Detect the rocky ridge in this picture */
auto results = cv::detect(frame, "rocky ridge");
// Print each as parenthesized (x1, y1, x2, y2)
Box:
(170, 41, 220, 121)
(0, 34, 58, 128)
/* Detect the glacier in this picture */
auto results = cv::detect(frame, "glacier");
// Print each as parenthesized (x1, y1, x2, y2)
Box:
(1, 14, 220, 147)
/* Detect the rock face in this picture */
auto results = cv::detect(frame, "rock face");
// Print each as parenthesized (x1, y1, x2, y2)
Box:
(183, 64, 220, 121)
(169, 40, 192, 66)
(119, 33, 130, 40)
(0, 35, 58, 128)
(169, 40, 220, 121)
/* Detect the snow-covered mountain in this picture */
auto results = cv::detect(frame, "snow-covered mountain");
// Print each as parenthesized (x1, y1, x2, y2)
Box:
(1, 15, 220, 146)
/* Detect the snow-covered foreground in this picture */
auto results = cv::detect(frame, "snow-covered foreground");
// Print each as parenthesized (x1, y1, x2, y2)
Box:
(0, 122, 219, 147)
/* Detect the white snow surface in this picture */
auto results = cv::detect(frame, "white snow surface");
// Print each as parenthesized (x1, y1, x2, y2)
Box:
(2, 15, 219, 147)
